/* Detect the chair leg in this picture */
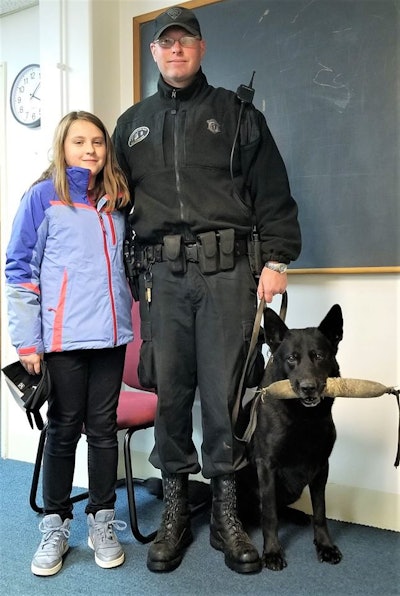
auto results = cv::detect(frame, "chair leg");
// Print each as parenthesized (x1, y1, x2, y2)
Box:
(29, 423, 89, 514)
(123, 427, 157, 543)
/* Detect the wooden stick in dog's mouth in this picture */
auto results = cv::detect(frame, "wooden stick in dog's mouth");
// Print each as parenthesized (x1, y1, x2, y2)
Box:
(259, 378, 399, 400)
(258, 378, 400, 468)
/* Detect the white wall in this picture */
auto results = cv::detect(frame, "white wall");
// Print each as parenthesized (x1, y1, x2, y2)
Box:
(285, 274, 399, 530)
(0, 0, 399, 531)
(0, 0, 95, 489)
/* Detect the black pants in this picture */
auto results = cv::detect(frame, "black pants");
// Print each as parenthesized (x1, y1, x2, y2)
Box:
(43, 346, 126, 519)
(138, 257, 258, 478)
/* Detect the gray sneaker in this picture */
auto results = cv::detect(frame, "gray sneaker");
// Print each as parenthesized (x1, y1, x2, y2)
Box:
(87, 510, 127, 568)
(31, 514, 70, 576)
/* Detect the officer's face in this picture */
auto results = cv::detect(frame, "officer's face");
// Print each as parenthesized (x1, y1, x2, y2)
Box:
(150, 26, 206, 89)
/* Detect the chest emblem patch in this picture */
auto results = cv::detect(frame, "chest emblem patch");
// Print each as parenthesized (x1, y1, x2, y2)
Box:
(206, 119, 221, 134)
(128, 126, 149, 147)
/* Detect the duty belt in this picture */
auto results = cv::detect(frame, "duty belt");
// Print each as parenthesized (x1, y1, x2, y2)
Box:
(134, 230, 249, 274)
(136, 239, 247, 263)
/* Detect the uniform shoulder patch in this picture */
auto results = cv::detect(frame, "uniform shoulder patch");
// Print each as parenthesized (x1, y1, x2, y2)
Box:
(128, 126, 149, 147)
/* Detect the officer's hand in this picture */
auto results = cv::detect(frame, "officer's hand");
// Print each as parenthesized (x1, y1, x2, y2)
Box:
(257, 267, 288, 303)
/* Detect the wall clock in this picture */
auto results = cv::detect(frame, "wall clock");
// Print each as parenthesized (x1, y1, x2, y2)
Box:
(10, 64, 41, 128)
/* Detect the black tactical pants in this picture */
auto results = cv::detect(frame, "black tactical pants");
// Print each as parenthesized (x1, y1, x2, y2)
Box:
(138, 257, 258, 478)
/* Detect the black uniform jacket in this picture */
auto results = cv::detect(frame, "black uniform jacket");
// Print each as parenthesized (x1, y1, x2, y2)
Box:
(113, 69, 301, 265)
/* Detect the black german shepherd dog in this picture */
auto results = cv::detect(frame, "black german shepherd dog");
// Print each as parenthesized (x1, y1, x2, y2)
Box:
(238, 304, 344, 571)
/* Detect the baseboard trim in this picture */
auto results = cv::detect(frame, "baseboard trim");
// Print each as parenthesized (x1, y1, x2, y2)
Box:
(292, 483, 400, 531)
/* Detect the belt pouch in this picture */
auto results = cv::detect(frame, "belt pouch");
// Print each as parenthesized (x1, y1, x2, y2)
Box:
(163, 235, 186, 273)
(218, 229, 235, 270)
(197, 231, 218, 273)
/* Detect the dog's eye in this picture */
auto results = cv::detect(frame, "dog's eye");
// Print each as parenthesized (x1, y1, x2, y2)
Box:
(313, 352, 325, 361)
(287, 354, 298, 364)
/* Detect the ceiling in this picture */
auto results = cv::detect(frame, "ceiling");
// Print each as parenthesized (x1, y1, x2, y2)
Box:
(0, 0, 38, 17)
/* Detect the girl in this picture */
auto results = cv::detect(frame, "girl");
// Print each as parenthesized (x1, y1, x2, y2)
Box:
(5, 111, 133, 576)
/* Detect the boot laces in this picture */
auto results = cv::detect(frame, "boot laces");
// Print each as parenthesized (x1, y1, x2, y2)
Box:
(157, 502, 187, 541)
(222, 507, 244, 532)
(216, 481, 253, 546)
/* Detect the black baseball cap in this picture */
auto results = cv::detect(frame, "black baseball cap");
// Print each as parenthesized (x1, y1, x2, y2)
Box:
(153, 6, 202, 41)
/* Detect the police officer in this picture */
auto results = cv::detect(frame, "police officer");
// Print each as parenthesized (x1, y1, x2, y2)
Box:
(113, 6, 301, 574)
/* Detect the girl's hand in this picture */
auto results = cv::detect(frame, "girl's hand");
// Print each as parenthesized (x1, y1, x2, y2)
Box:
(20, 354, 43, 375)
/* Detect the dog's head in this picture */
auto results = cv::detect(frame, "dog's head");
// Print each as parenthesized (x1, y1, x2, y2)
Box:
(263, 305, 343, 407)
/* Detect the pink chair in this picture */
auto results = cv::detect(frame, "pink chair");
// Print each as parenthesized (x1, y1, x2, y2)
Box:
(117, 300, 158, 542)
(30, 300, 158, 543)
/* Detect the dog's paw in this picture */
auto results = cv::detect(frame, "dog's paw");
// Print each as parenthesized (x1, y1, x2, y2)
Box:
(314, 542, 343, 564)
(262, 550, 288, 571)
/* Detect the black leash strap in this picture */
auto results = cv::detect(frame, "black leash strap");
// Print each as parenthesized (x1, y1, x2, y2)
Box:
(232, 291, 287, 443)
(390, 388, 400, 467)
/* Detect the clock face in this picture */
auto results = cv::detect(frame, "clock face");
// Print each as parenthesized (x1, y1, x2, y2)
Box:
(10, 64, 41, 128)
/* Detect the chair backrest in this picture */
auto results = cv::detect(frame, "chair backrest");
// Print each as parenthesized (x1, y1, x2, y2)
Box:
(122, 300, 145, 390)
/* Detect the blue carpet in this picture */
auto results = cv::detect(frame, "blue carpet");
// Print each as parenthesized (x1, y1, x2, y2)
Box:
(0, 458, 399, 596)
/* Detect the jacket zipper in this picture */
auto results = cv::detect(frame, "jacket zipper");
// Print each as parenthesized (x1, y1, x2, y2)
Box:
(171, 89, 185, 222)
(98, 211, 118, 344)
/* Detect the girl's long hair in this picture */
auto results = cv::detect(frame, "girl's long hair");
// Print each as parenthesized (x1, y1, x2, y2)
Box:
(33, 111, 130, 211)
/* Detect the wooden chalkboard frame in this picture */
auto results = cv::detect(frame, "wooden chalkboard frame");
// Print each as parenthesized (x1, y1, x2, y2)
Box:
(132, 0, 399, 275)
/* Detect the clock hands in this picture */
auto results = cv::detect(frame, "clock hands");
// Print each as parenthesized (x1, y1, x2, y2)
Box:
(30, 82, 41, 101)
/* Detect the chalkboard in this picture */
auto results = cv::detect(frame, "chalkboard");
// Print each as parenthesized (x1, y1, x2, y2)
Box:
(133, 0, 399, 273)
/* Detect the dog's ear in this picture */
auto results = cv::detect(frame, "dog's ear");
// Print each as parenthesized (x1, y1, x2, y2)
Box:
(263, 307, 289, 353)
(318, 305, 343, 353)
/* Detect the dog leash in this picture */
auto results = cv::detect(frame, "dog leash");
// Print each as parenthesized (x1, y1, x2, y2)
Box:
(393, 390, 400, 467)
(232, 291, 287, 443)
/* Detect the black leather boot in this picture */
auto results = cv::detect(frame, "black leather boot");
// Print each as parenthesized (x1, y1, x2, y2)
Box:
(210, 474, 261, 574)
(147, 473, 192, 572)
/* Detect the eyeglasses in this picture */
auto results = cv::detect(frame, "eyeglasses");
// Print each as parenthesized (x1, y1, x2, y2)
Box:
(154, 35, 200, 49)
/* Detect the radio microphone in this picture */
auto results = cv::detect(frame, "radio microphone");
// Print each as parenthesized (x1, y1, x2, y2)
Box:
(236, 71, 255, 104)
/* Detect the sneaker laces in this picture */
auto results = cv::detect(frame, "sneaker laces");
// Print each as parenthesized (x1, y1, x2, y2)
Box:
(38, 520, 70, 547)
(92, 518, 127, 544)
